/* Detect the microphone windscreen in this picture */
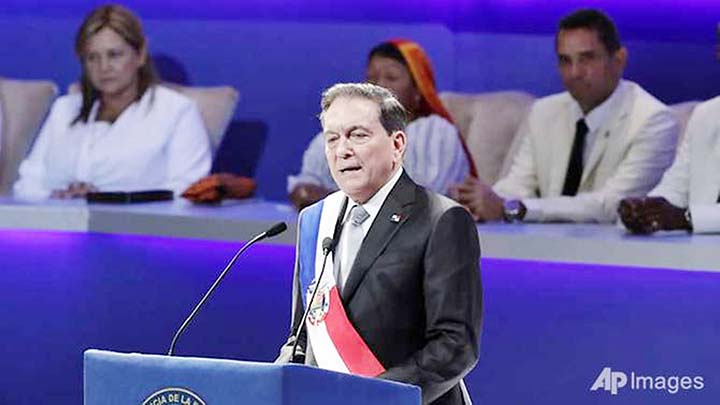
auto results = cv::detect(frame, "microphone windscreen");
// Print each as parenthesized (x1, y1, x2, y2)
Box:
(322, 237, 334, 253)
(265, 222, 287, 237)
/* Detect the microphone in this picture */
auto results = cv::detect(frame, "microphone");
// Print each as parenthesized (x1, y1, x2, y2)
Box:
(265, 222, 288, 238)
(321, 236, 335, 256)
(167, 222, 288, 356)
(290, 237, 335, 362)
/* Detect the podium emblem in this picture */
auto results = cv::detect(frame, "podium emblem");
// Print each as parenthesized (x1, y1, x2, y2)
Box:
(142, 387, 205, 405)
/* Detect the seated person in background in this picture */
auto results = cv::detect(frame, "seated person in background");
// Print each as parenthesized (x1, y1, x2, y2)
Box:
(450, 9, 678, 223)
(288, 39, 476, 210)
(619, 96, 720, 234)
(13, 4, 211, 200)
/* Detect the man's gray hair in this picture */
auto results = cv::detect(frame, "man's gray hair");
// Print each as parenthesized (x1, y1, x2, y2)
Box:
(319, 82, 408, 134)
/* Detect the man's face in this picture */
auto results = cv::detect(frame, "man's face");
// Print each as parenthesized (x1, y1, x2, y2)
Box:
(556, 28, 625, 113)
(322, 96, 406, 203)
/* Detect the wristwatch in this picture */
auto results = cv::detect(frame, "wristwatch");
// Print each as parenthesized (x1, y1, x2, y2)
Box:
(502, 199, 526, 223)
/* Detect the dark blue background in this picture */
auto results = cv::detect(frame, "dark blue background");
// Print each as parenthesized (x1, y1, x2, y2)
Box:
(1, 0, 718, 42)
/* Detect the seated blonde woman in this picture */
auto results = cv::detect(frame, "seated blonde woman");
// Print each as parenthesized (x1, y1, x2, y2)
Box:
(14, 4, 211, 200)
(287, 39, 477, 209)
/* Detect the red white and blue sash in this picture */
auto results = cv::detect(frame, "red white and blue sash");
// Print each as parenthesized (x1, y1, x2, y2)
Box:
(298, 192, 385, 377)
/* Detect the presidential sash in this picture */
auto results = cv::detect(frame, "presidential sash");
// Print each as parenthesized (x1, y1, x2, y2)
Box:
(297, 192, 385, 377)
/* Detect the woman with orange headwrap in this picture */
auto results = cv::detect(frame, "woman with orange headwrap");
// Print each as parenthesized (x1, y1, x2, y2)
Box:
(288, 39, 476, 210)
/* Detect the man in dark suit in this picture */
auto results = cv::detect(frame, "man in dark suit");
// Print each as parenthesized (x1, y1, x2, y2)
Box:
(277, 82, 482, 404)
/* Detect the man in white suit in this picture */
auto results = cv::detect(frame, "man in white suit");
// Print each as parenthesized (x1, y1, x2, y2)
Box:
(451, 9, 679, 223)
(619, 96, 720, 234)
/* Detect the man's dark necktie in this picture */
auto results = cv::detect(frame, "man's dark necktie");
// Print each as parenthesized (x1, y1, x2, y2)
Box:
(561, 118, 589, 196)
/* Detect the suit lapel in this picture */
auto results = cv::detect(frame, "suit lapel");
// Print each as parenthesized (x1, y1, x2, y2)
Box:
(580, 127, 612, 186)
(341, 172, 416, 303)
(581, 85, 631, 186)
(551, 100, 576, 194)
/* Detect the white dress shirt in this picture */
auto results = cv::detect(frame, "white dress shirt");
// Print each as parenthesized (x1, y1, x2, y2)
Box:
(649, 96, 720, 233)
(287, 114, 468, 196)
(13, 85, 211, 200)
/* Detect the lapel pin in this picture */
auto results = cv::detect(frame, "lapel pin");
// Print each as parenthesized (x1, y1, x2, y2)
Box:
(390, 213, 402, 223)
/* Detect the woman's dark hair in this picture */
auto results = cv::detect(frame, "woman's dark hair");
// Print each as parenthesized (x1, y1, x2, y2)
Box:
(367, 42, 408, 68)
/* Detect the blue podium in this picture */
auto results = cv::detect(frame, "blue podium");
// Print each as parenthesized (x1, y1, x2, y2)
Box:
(84, 349, 421, 404)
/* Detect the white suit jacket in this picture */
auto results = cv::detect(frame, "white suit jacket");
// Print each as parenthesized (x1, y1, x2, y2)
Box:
(650, 96, 720, 234)
(494, 80, 679, 223)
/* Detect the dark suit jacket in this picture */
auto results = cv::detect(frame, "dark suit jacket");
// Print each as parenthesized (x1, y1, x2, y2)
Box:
(284, 172, 483, 404)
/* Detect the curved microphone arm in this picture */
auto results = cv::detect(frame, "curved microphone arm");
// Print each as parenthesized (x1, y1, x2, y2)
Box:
(167, 222, 287, 356)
